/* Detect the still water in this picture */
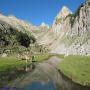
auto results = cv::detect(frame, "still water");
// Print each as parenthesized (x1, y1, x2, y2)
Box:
(11, 57, 90, 90)
(21, 81, 56, 90)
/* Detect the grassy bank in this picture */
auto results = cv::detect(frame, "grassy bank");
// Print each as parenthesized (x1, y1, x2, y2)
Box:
(58, 55, 90, 87)
(0, 54, 52, 87)
(56, 54, 65, 59)
(0, 54, 52, 72)
(34, 54, 53, 62)
(0, 56, 26, 72)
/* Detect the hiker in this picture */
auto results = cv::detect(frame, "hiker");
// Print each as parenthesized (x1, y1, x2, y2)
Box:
(31, 55, 36, 69)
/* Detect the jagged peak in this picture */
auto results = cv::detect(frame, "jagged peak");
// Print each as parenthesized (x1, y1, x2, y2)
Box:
(53, 6, 72, 25)
(61, 6, 70, 12)
(56, 6, 72, 19)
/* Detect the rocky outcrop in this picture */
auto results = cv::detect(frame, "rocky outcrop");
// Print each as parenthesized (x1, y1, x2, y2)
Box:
(65, 0, 90, 55)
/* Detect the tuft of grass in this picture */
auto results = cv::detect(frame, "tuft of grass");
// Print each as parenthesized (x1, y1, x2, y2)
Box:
(58, 55, 90, 87)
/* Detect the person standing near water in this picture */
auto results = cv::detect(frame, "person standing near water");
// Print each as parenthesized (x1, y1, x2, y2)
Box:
(31, 55, 36, 69)
(32, 55, 35, 62)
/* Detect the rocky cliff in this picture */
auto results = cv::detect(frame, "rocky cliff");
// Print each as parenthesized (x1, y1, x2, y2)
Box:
(51, 0, 90, 56)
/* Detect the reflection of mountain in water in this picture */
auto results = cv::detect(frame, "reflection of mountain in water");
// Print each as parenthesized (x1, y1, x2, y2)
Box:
(10, 57, 90, 90)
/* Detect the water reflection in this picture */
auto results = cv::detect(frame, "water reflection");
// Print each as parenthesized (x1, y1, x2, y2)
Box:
(21, 81, 56, 90)
(10, 57, 90, 90)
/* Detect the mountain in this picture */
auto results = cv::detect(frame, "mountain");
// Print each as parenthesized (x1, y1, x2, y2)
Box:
(51, 0, 90, 56)
(54, 6, 72, 24)
(0, 0, 90, 56)
(0, 19, 37, 54)
(36, 6, 72, 46)
(0, 14, 49, 55)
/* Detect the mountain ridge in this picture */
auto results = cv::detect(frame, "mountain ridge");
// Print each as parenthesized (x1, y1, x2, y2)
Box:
(0, 0, 90, 55)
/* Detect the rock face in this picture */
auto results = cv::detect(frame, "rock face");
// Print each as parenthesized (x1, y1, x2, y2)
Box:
(51, 0, 90, 55)
(52, 6, 72, 35)
(67, 1, 90, 55)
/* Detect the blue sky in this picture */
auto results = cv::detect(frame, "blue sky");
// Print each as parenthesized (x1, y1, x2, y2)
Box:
(0, 0, 86, 26)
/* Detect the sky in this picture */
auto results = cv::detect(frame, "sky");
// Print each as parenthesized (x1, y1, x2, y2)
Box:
(0, 0, 86, 26)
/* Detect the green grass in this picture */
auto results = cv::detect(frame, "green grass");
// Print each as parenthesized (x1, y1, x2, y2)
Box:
(58, 55, 90, 87)
(0, 56, 26, 72)
(0, 54, 52, 87)
(56, 54, 65, 59)
(0, 56, 27, 87)
(34, 54, 53, 62)
(0, 54, 52, 72)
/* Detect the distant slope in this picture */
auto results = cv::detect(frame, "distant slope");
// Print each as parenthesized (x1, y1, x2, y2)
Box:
(0, 20, 36, 54)
(0, 14, 50, 55)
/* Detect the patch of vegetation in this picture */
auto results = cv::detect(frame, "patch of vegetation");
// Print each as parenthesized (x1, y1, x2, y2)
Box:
(58, 55, 90, 87)
(0, 56, 26, 72)
(0, 56, 27, 87)
(0, 54, 52, 72)
(55, 54, 65, 59)
(55, 18, 62, 25)
(34, 54, 53, 62)
(65, 14, 75, 20)
(0, 20, 36, 54)
(16, 32, 36, 48)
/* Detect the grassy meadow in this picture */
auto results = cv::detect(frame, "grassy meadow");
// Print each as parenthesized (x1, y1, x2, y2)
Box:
(58, 55, 90, 87)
